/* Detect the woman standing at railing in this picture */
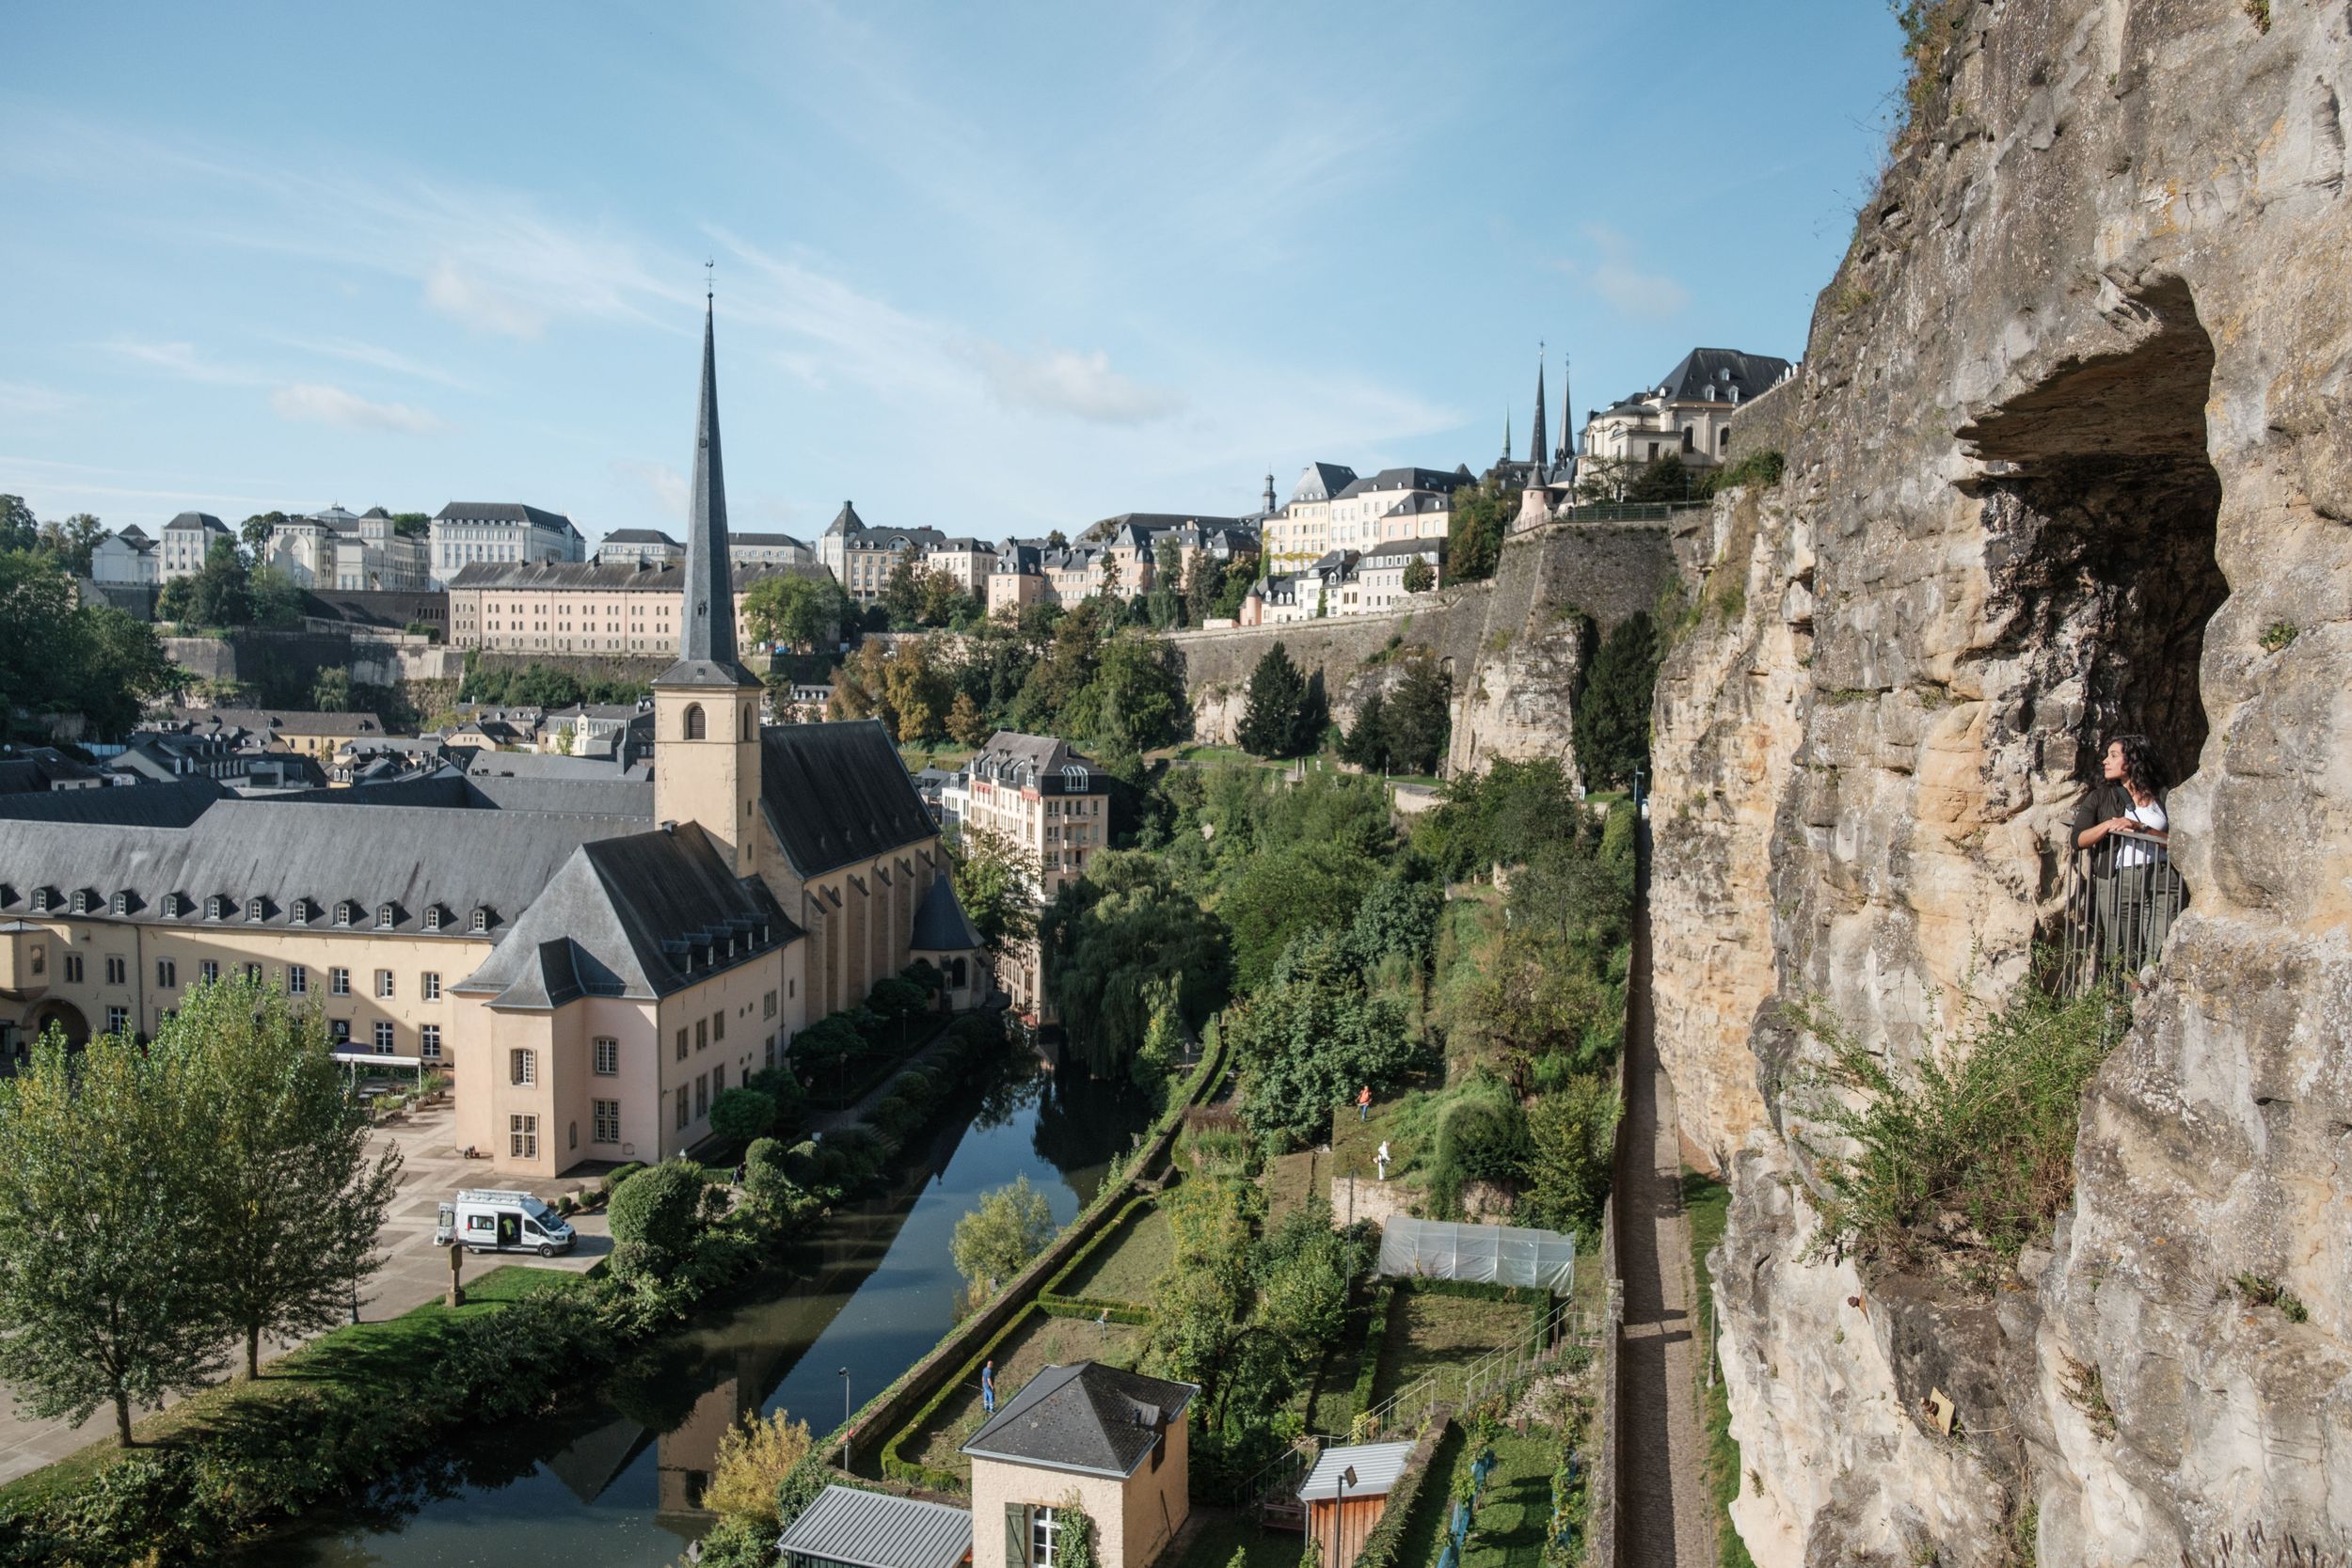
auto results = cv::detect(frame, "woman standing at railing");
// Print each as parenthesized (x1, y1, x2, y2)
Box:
(2073, 734, 2179, 978)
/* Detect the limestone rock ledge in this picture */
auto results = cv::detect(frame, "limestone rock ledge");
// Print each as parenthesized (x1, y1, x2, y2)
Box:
(1647, 1, 2352, 1561)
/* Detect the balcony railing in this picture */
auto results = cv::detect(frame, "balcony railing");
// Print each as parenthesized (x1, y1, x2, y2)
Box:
(2057, 829, 2185, 994)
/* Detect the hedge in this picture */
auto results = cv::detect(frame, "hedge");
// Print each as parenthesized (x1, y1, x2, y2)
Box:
(878, 1303, 1045, 1489)
(1350, 1413, 1451, 1568)
(1037, 1297, 1152, 1326)
(1346, 1283, 1396, 1429)
(1035, 1192, 1157, 1319)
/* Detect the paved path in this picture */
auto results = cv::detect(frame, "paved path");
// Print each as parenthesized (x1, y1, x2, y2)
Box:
(1617, 822, 1717, 1567)
(0, 1101, 609, 1485)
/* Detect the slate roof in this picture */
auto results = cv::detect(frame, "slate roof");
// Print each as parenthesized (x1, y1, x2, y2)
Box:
(432, 501, 582, 538)
(1293, 463, 1359, 503)
(0, 748, 102, 791)
(965, 731, 1101, 794)
(1607, 348, 1795, 412)
(162, 706, 389, 738)
(0, 777, 225, 827)
(775, 1485, 973, 1568)
(756, 721, 937, 878)
(844, 527, 946, 552)
(164, 512, 228, 533)
(731, 531, 807, 550)
(1360, 536, 1447, 566)
(825, 500, 867, 537)
(664, 304, 758, 689)
(0, 798, 640, 936)
(910, 875, 981, 953)
(451, 821, 796, 1007)
(1296, 1441, 1417, 1501)
(961, 1362, 1198, 1479)
(601, 529, 681, 547)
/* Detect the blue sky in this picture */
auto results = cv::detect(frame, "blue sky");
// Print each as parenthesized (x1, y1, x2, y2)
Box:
(2, 4, 1906, 547)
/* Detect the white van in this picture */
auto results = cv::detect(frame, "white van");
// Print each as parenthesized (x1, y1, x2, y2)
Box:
(434, 1189, 577, 1258)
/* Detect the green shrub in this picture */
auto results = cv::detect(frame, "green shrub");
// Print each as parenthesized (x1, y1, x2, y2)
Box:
(607, 1160, 710, 1283)
(1791, 977, 2128, 1286)
(604, 1162, 646, 1196)
(709, 1087, 778, 1146)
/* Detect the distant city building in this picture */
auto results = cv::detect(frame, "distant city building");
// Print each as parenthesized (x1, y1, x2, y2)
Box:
(596, 529, 685, 567)
(940, 731, 1107, 1019)
(268, 506, 429, 591)
(728, 531, 813, 569)
(1581, 347, 1796, 476)
(427, 502, 585, 589)
(88, 525, 159, 586)
(445, 558, 836, 657)
(818, 501, 948, 603)
(158, 513, 230, 579)
(1263, 463, 1356, 567)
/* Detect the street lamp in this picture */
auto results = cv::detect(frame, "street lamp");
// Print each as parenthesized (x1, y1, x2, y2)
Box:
(838, 1367, 851, 1468)
(1333, 1465, 1357, 1568)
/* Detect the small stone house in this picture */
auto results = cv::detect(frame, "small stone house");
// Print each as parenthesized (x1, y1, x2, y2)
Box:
(962, 1363, 1197, 1568)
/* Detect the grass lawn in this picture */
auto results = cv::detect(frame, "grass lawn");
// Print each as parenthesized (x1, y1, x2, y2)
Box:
(1420, 1425, 1556, 1568)
(898, 743, 977, 773)
(1163, 1507, 1304, 1568)
(1058, 1203, 1172, 1305)
(1262, 1148, 1322, 1224)
(1683, 1169, 1756, 1568)
(898, 1311, 1150, 1482)
(0, 1265, 583, 1512)
(1391, 1425, 1466, 1568)
(1327, 1078, 1435, 1195)
(1369, 1289, 1537, 1414)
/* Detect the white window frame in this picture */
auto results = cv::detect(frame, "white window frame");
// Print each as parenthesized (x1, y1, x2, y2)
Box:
(510, 1048, 535, 1086)
(593, 1037, 618, 1075)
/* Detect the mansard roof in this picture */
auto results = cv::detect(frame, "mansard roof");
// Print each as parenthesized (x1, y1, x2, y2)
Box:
(432, 501, 582, 537)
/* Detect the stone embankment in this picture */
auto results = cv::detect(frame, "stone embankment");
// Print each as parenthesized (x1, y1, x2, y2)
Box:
(1646, 3, 2352, 1563)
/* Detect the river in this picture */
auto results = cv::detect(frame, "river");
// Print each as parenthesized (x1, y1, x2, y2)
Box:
(246, 1062, 1149, 1567)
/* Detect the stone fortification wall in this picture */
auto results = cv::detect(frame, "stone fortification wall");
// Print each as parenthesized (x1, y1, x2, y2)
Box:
(1166, 521, 1675, 777)
(1646, 3, 2352, 1563)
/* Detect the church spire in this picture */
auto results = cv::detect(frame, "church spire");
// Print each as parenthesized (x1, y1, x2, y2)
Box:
(660, 293, 755, 688)
(1529, 343, 1548, 472)
(1555, 352, 1575, 475)
(1501, 404, 1512, 466)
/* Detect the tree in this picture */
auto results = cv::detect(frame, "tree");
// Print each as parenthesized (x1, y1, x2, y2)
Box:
(882, 640, 953, 742)
(742, 572, 846, 653)
(0, 1027, 222, 1445)
(1339, 691, 1388, 771)
(946, 689, 991, 747)
(1069, 633, 1186, 754)
(705, 1409, 813, 1526)
(1, 549, 180, 740)
(1518, 1073, 1621, 1241)
(183, 537, 253, 627)
(608, 1160, 710, 1283)
(248, 564, 305, 629)
(175, 977, 403, 1378)
(1149, 538, 1184, 629)
(310, 667, 353, 712)
(1572, 612, 1662, 792)
(1046, 530, 1069, 549)
(950, 1175, 1057, 1292)
(1382, 657, 1451, 776)
(1183, 547, 1217, 626)
(38, 514, 105, 578)
(1238, 641, 1309, 758)
(1627, 453, 1691, 502)
(916, 567, 971, 627)
(1445, 481, 1518, 583)
(1098, 549, 1123, 603)
(882, 544, 925, 626)
(0, 494, 36, 552)
(952, 824, 1040, 964)
(1231, 931, 1413, 1148)
(709, 1087, 777, 1145)
(1402, 557, 1436, 594)
(239, 513, 278, 556)
(1219, 841, 1380, 991)
(389, 511, 432, 538)
(1346, 873, 1442, 970)
(1041, 850, 1232, 1075)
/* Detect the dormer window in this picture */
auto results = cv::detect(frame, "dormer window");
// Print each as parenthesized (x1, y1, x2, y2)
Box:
(375, 903, 395, 930)
(163, 893, 183, 918)
(246, 897, 263, 923)
(469, 907, 489, 934)
(30, 888, 52, 914)
(205, 895, 224, 921)
(112, 893, 128, 915)
(424, 906, 443, 932)
(72, 890, 91, 914)
(334, 901, 354, 927)
(292, 897, 311, 925)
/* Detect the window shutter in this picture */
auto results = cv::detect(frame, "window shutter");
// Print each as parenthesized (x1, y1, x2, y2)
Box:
(1006, 1504, 1028, 1568)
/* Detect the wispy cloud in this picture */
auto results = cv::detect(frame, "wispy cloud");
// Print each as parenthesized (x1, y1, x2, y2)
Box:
(277, 333, 479, 390)
(270, 383, 447, 435)
(1558, 225, 1691, 322)
(105, 339, 265, 385)
(611, 458, 688, 521)
(424, 258, 548, 339)
(964, 341, 1181, 425)
(0, 381, 77, 418)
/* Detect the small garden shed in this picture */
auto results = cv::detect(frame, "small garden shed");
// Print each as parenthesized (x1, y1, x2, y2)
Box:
(1296, 1440, 1418, 1568)
(777, 1484, 975, 1568)
(1375, 1216, 1574, 1292)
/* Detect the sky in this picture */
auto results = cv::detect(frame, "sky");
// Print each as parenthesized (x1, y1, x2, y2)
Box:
(1, 3, 1908, 549)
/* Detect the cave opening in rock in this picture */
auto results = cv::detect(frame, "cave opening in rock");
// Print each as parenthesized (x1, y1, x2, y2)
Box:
(1962, 277, 2229, 810)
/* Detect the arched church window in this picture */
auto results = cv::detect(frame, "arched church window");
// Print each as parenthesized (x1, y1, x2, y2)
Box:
(684, 704, 706, 740)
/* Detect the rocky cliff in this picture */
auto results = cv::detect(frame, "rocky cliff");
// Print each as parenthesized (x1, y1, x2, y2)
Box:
(1167, 519, 1675, 778)
(1648, 2, 2352, 1562)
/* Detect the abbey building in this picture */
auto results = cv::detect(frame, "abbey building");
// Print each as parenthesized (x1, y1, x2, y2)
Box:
(0, 304, 979, 1177)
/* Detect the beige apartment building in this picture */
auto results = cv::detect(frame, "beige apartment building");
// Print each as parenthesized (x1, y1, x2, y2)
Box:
(445, 558, 836, 657)
(940, 731, 1106, 1017)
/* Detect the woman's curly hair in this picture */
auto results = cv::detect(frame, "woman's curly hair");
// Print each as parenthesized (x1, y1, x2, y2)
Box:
(2106, 733, 2166, 797)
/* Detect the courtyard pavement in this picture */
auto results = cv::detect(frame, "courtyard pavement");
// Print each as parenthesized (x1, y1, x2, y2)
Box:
(0, 1100, 612, 1486)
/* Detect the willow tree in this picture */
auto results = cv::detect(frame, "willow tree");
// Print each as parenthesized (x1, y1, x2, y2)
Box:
(0, 1027, 221, 1445)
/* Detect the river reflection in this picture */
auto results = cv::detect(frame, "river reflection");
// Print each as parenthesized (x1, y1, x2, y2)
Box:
(246, 1063, 1149, 1567)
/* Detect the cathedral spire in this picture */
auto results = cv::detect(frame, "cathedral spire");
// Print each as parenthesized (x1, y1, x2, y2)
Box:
(1555, 352, 1575, 474)
(1529, 343, 1548, 472)
(660, 295, 755, 688)
(1501, 404, 1512, 466)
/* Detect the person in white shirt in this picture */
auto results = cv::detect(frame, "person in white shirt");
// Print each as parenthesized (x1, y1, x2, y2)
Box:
(2072, 734, 2178, 976)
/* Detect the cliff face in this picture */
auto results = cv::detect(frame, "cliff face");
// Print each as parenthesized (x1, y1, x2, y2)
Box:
(1648, 2, 2352, 1563)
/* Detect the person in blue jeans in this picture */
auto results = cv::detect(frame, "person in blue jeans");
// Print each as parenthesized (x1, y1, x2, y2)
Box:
(981, 1358, 995, 1415)
(1357, 1085, 1372, 1122)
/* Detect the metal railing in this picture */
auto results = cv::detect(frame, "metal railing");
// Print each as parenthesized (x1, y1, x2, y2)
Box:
(2056, 830, 2186, 994)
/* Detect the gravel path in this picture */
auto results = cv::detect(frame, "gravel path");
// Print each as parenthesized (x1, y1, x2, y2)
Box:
(1616, 821, 1718, 1567)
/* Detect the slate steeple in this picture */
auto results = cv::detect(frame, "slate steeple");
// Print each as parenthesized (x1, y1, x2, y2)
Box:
(1554, 353, 1575, 477)
(660, 296, 756, 689)
(1529, 345, 1549, 472)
